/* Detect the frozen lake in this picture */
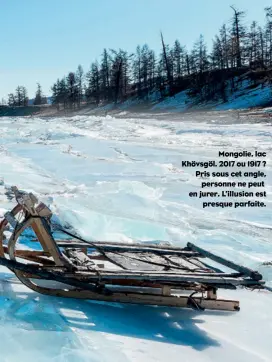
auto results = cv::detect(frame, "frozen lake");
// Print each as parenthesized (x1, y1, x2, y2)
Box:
(0, 112, 271, 361)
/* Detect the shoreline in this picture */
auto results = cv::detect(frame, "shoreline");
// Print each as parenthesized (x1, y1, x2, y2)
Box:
(1, 102, 272, 121)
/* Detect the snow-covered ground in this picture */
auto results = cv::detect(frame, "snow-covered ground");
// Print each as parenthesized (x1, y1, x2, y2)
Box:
(92, 81, 271, 115)
(0, 113, 271, 361)
(152, 80, 272, 112)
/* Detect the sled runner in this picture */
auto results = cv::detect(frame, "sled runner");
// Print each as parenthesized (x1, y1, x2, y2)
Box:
(0, 187, 265, 311)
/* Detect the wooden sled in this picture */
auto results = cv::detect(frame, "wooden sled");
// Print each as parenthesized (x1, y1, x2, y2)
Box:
(0, 187, 265, 312)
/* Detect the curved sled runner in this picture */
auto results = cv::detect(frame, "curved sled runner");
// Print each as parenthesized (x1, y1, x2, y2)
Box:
(0, 187, 265, 311)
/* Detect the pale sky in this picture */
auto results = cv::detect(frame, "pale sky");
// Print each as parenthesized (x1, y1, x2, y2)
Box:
(0, 0, 270, 100)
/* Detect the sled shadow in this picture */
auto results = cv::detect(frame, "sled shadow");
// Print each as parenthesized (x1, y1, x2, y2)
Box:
(0, 273, 226, 351)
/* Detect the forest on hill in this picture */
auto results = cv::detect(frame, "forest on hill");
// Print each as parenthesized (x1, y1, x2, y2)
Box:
(6, 6, 272, 111)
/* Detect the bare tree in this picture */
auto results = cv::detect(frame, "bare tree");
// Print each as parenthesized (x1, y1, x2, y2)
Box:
(230, 5, 246, 68)
(160, 32, 173, 93)
(76, 65, 84, 107)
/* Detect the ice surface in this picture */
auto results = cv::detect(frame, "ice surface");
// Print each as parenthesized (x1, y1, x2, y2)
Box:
(0, 113, 271, 361)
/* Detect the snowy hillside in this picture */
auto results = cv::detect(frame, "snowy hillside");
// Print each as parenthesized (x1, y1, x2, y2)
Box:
(0, 113, 271, 361)
(152, 80, 272, 112)
(86, 80, 272, 116)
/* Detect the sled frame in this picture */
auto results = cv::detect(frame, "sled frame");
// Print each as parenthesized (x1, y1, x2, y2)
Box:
(0, 187, 265, 312)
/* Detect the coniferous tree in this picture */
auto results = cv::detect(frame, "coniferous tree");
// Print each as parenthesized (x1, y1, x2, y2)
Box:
(110, 50, 123, 104)
(133, 45, 142, 96)
(51, 79, 63, 109)
(15, 86, 22, 106)
(264, 7, 272, 66)
(86, 62, 100, 104)
(58, 78, 69, 109)
(67, 72, 78, 109)
(211, 35, 224, 69)
(100, 49, 110, 100)
(21, 86, 28, 106)
(34, 83, 47, 105)
(246, 21, 260, 67)
(49, 5, 272, 108)
(173, 40, 186, 80)
(147, 48, 156, 90)
(192, 34, 209, 73)
(220, 24, 230, 69)
(258, 26, 265, 68)
(8, 93, 16, 106)
(119, 49, 132, 99)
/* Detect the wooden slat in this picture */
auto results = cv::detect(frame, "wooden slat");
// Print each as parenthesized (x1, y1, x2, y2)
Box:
(0, 250, 240, 311)
(9, 279, 241, 311)
(14, 249, 51, 257)
(31, 218, 65, 266)
(17, 254, 55, 265)
(0, 204, 23, 257)
(161, 254, 209, 271)
(187, 242, 263, 281)
(56, 241, 202, 257)
(0, 256, 103, 293)
(66, 270, 263, 286)
(104, 252, 165, 271)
